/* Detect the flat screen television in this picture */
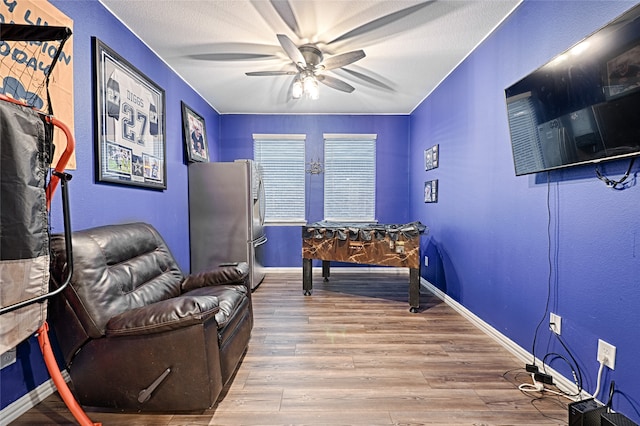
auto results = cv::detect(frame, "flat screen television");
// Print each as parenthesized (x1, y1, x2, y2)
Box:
(505, 4, 640, 176)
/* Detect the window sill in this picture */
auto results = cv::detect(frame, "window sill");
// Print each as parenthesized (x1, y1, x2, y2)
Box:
(264, 220, 307, 227)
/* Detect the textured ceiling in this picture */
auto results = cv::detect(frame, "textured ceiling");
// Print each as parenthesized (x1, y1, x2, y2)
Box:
(99, 0, 521, 114)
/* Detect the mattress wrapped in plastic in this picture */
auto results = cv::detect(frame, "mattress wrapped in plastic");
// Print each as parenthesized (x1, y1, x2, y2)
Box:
(0, 99, 51, 354)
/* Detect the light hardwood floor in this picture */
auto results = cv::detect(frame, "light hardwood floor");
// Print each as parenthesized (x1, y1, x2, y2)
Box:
(10, 270, 569, 425)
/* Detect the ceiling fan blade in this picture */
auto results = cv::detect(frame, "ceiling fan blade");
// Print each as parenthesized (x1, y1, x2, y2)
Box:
(340, 68, 394, 91)
(277, 34, 306, 67)
(320, 50, 366, 71)
(191, 53, 277, 61)
(317, 75, 355, 93)
(270, 0, 302, 38)
(186, 42, 282, 62)
(329, 1, 434, 44)
(246, 70, 298, 76)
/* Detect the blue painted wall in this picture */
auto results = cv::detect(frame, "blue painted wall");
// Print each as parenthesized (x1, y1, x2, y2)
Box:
(1, 0, 220, 410)
(219, 114, 411, 267)
(410, 0, 640, 421)
(3, 0, 640, 422)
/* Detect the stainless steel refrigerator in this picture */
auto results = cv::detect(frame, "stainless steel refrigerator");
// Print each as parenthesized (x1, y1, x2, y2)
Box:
(188, 159, 266, 290)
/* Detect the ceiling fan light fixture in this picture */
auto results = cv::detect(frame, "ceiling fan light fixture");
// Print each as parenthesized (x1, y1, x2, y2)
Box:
(292, 78, 303, 99)
(308, 84, 319, 100)
(303, 73, 319, 100)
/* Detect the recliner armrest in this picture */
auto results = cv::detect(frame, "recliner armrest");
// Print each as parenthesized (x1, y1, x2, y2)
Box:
(106, 295, 220, 337)
(181, 262, 250, 292)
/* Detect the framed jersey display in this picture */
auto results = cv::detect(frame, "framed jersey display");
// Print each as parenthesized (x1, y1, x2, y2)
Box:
(93, 37, 166, 189)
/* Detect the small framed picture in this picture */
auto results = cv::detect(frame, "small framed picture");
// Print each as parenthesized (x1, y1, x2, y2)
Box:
(424, 144, 439, 171)
(181, 101, 209, 162)
(424, 179, 438, 203)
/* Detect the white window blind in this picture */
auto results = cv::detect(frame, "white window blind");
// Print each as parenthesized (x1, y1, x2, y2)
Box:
(323, 134, 376, 222)
(253, 134, 306, 224)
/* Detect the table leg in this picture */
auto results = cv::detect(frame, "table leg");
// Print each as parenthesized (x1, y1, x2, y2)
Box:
(322, 260, 330, 282)
(409, 268, 420, 313)
(303, 258, 312, 296)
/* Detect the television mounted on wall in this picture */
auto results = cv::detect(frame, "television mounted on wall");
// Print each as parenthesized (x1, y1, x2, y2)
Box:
(505, 4, 640, 176)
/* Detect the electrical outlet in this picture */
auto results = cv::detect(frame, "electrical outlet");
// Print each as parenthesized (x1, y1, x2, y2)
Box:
(424, 256, 428, 267)
(549, 312, 562, 335)
(597, 339, 616, 370)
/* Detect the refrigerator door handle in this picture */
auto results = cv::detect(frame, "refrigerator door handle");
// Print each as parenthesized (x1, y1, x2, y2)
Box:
(254, 235, 268, 246)
(257, 177, 265, 226)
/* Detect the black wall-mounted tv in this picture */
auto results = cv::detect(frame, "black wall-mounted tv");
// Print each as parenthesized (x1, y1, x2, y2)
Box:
(505, 4, 640, 176)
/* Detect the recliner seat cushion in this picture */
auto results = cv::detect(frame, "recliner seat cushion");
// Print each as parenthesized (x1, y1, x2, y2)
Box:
(105, 284, 249, 337)
(105, 294, 221, 337)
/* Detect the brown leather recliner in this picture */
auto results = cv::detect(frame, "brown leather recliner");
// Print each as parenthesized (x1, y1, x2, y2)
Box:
(48, 222, 253, 412)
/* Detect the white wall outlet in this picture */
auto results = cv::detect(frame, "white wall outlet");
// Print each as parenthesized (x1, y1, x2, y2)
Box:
(424, 256, 428, 267)
(549, 312, 561, 335)
(597, 339, 616, 370)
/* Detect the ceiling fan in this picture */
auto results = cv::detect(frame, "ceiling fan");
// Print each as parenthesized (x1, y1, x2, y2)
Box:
(241, 1, 434, 100)
(246, 33, 365, 99)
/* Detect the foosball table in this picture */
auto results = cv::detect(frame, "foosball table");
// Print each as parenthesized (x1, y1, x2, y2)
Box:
(302, 221, 427, 312)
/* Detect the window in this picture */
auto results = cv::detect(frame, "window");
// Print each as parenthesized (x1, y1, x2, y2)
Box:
(253, 134, 306, 224)
(323, 134, 376, 222)
(506, 95, 544, 176)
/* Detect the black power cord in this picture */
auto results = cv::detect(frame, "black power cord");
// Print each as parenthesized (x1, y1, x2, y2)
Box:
(527, 173, 585, 401)
(553, 334, 584, 395)
(530, 172, 555, 366)
(595, 158, 636, 189)
(542, 350, 583, 397)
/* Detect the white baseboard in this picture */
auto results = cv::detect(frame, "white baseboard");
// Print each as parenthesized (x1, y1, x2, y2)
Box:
(0, 370, 70, 426)
(420, 278, 591, 400)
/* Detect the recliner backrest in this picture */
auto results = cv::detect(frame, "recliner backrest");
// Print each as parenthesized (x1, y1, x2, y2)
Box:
(50, 222, 185, 339)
